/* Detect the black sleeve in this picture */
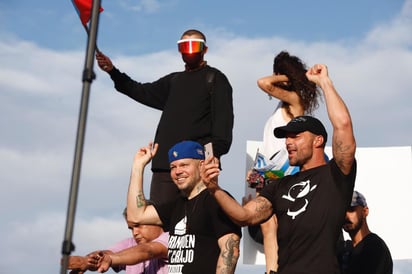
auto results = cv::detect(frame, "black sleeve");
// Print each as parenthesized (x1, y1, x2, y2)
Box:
(330, 158, 357, 206)
(154, 198, 180, 232)
(109, 67, 176, 110)
(210, 70, 234, 158)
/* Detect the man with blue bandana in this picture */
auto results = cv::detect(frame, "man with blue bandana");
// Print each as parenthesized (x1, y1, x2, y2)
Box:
(125, 140, 241, 274)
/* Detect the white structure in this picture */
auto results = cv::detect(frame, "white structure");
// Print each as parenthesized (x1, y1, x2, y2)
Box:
(243, 141, 412, 264)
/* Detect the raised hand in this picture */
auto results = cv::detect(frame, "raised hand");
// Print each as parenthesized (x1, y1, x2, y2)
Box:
(200, 156, 220, 191)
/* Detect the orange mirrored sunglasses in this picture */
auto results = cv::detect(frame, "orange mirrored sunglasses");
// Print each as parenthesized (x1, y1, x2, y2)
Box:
(177, 38, 206, 54)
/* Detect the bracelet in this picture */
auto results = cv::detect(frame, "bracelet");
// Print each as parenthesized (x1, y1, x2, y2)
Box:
(265, 271, 277, 274)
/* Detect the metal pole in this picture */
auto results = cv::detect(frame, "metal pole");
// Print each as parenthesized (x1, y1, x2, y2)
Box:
(60, 0, 101, 273)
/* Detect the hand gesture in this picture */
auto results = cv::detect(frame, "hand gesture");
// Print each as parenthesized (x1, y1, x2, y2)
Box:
(305, 64, 329, 86)
(65, 256, 89, 273)
(96, 254, 112, 273)
(132, 142, 159, 171)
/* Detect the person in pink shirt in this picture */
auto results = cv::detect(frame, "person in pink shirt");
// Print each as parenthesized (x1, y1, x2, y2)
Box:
(66, 207, 168, 274)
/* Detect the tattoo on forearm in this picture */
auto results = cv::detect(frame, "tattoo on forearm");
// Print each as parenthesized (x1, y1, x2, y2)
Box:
(136, 192, 146, 208)
(334, 139, 354, 172)
(253, 196, 271, 222)
(218, 235, 240, 274)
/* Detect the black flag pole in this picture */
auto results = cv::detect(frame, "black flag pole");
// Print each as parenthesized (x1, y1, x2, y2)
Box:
(82, 23, 101, 53)
(60, 0, 101, 273)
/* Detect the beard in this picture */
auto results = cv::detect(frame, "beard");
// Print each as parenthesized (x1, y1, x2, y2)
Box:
(343, 218, 363, 235)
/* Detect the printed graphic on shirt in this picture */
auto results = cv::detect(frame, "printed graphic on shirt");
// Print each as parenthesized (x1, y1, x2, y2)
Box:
(282, 179, 317, 219)
(168, 216, 196, 274)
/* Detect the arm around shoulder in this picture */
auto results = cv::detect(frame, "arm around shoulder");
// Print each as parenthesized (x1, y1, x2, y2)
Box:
(202, 157, 273, 226)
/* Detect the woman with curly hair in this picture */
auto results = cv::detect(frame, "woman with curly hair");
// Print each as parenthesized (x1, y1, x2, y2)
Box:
(247, 51, 321, 274)
(259, 51, 320, 162)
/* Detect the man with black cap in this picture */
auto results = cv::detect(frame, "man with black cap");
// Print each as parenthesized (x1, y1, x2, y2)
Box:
(125, 140, 241, 274)
(202, 64, 357, 274)
(340, 190, 393, 274)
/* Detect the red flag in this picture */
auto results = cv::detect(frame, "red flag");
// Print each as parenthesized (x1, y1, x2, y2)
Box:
(71, 0, 104, 26)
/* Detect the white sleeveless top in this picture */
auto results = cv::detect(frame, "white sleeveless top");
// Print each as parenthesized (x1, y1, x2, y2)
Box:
(256, 101, 299, 177)
(262, 101, 287, 159)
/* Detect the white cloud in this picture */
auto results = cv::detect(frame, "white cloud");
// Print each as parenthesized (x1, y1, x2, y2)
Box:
(0, 40, 83, 96)
(364, 0, 412, 48)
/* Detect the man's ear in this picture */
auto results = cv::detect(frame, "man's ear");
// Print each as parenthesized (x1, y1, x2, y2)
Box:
(363, 206, 369, 217)
(314, 135, 324, 148)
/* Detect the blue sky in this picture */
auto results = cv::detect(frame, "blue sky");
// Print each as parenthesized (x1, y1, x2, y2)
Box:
(0, 0, 411, 273)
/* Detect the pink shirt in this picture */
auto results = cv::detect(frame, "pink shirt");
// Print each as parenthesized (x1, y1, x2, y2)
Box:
(108, 232, 168, 274)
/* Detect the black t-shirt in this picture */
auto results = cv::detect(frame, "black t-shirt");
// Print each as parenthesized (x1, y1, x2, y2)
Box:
(155, 190, 241, 274)
(345, 233, 393, 274)
(259, 159, 356, 274)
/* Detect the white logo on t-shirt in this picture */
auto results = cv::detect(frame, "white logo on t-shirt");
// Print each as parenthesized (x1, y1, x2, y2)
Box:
(282, 180, 317, 219)
(174, 216, 187, 235)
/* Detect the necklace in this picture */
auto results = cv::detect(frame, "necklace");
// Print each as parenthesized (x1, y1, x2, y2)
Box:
(184, 191, 204, 232)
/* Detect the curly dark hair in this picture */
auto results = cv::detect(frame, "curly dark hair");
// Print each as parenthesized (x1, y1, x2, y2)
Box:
(273, 51, 320, 115)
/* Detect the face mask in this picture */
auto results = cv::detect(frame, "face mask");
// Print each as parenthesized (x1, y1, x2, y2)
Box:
(181, 52, 203, 69)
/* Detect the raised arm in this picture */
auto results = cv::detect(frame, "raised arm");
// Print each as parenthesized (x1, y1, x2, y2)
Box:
(201, 157, 273, 226)
(216, 233, 240, 274)
(306, 64, 356, 174)
(126, 143, 162, 225)
(257, 74, 302, 108)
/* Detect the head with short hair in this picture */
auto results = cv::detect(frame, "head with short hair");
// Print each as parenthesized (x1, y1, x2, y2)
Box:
(180, 29, 206, 42)
(124, 205, 164, 244)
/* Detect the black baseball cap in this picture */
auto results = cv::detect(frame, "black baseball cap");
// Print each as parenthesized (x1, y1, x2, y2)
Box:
(274, 115, 327, 143)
